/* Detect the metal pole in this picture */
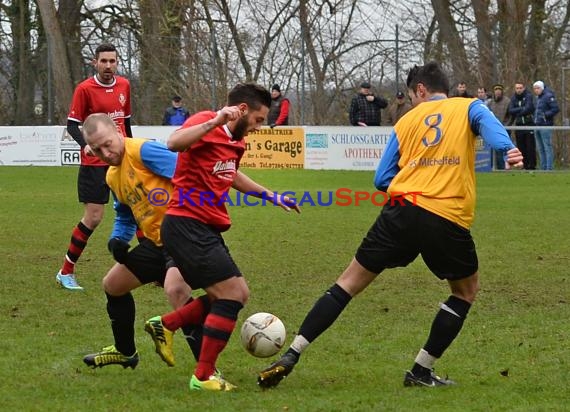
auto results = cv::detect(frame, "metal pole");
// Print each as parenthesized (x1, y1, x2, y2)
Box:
(395, 24, 399, 93)
(492, 25, 498, 83)
(562, 68, 567, 126)
(300, 24, 306, 125)
(127, 31, 132, 78)
(47, 40, 53, 125)
(563, 68, 569, 166)
(211, 28, 217, 111)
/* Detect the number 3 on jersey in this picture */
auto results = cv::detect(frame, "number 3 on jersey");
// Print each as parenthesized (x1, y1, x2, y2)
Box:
(421, 113, 443, 147)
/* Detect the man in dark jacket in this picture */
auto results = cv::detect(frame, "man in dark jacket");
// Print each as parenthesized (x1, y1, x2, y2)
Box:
(508, 82, 536, 170)
(532, 81, 559, 170)
(384, 91, 412, 126)
(163, 96, 190, 126)
(452, 82, 473, 98)
(349, 82, 388, 126)
(267, 84, 290, 127)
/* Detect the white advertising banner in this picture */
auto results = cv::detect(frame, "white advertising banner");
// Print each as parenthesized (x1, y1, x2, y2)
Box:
(59, 127, 81, 165)
(0, 126, 62, 166)
(59, 126, 178, 166)
(131, 126, 178, 144)
(0, 126, 180, 167)
(304, 126, 391, 171)
(0, 125, 492, 172)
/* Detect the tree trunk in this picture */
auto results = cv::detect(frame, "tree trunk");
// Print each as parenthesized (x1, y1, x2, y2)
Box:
(217, 0, 253, 81)
(138, 0, 185, 124)
(551, 0, 570, 64)
(497, 0, 529, 84)
(472, 0, 493, 86)
(36, 0, 74, 124)
(431, 0, 471, 83)
(56, 0, 84, 84)
(527, 0, 546, 80)
(300, 0, 326, 125)
(202, 2, 228, 109)
(10, 0, 35, 125)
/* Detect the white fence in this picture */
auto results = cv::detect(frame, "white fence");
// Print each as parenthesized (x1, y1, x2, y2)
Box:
(0, 125, 497, 171)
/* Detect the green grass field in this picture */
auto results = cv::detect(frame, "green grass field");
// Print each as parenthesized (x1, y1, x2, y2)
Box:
(1, 166, 569, 411)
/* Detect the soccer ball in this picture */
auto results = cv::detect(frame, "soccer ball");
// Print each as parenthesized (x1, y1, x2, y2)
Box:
(240, 312, 286, 358)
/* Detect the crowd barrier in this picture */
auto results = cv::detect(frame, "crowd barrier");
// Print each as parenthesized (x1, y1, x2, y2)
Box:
(0, 125, 501, 171)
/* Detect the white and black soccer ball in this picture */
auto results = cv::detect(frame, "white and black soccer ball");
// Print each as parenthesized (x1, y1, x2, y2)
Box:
(240, 312, 286, 358)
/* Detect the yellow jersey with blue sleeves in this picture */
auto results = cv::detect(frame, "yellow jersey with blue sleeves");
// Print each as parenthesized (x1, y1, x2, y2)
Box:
(106, 138, 177, 246)
(374, 97, 515, 229)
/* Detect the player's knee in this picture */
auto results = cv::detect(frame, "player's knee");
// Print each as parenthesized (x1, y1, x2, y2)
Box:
(451, 274, 479, 303)
(92, 213, 104, 227)
(206, 276, 249, 303)
(83, 208, 104, 228)
(164, 282, 191, 309)
(234, 279, 250, 304)
(337, 259, 376, 297)
(102, 275, 116, 295)
(241, 288, 250, 305)
(466, 275, 480, 301)
(102, 273, 125, 296)
(83, 216, 102, 229)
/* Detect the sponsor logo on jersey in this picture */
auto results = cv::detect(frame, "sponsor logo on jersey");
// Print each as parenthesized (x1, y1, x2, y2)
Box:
(107, 109, 125, 120)
(212, 159, 236, 174)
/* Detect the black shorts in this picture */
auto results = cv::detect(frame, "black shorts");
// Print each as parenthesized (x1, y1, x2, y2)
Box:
(355, 200, 478, 280)
(161, 214, 242, 290)
(77, 165, 110, 204)
(123, 238, 169, 286)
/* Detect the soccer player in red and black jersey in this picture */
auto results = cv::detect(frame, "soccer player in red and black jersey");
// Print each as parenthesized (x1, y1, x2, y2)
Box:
(144, 83, 300, 392)
(55, 43, 132, 291)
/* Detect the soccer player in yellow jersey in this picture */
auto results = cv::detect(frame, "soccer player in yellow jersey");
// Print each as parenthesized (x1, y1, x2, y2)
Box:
(259, 62, 523, 388)
(79, 113, 203, 369)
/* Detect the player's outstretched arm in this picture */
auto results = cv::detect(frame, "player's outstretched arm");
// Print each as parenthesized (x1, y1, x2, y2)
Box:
(167, 106, 244, 152)
(232, 171, 300, 213)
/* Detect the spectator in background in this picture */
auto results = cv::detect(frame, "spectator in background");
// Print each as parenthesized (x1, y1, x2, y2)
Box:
(452, 81, 473, 98)
(163, 96, 190, 126)
(487, 84, 512, 170)
(508, 82, 536, 170)
(477, 87, 490, 104)
(349, 81, 388, 126)
(533, 80, 559, 170)
(267, 84, 290, 127)
(384, 91, 412, 126)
